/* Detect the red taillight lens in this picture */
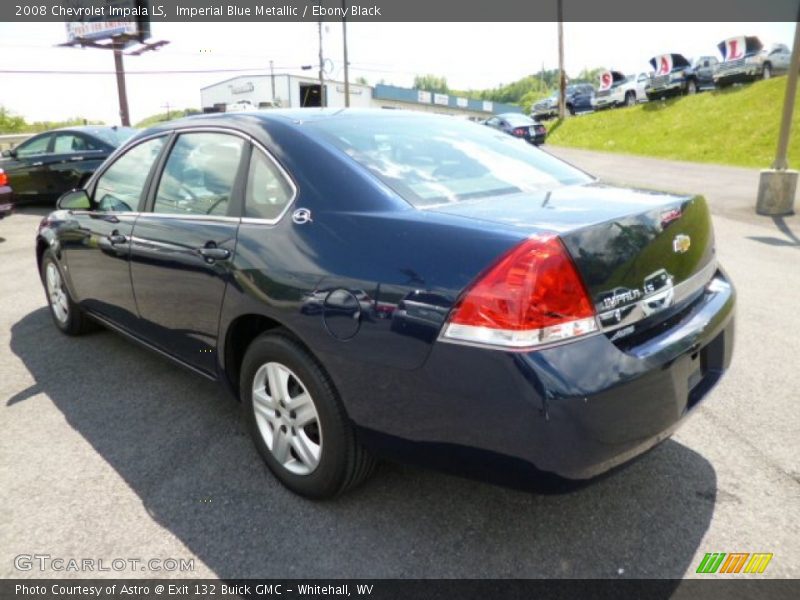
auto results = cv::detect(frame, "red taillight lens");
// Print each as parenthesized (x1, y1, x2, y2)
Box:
(442, 235, 597, 349)
(513, 127, 527, 136)
(0, 169, 8, 187)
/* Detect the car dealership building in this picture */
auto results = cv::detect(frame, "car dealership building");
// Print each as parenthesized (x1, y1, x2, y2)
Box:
(200, 74, 522, 118)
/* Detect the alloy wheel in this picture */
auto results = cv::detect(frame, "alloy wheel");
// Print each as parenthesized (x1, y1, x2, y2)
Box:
(763, 65, 772, 80)
(45, 262, 69, 324)
(251, 362, 322, 475)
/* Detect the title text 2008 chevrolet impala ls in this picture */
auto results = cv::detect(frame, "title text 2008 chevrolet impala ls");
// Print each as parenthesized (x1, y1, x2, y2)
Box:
(36, 110, 734, 498)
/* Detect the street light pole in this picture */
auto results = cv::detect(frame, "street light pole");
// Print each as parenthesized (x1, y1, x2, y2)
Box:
(270, 59, 276, 102)
(557, 0, 566, 120)
(756, 19, 800, 215)
(773, 21, 800, 170)
(342, 0, 350, 107)
(318, 21, 326, 107)
(112, 40, 131, 127)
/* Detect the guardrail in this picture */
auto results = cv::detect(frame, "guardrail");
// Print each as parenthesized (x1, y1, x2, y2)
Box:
(0, 134, 33, 152)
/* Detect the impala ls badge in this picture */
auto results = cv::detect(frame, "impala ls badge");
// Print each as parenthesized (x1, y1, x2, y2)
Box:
(292, 208, 313, 225)
(673, 234, 691, 254)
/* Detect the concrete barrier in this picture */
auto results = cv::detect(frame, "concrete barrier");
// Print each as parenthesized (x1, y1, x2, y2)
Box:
(0, 134, 34, 152)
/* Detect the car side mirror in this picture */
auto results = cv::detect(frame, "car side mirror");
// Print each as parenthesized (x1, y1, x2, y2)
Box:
(57, 189, 91, 211)
(2, 149, 15, 158)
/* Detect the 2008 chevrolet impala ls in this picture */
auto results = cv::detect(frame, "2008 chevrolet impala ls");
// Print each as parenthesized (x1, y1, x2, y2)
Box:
(36, 110, 735, 498)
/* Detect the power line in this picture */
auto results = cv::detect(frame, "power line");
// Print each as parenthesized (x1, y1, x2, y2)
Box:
(0, 66, 304, 76)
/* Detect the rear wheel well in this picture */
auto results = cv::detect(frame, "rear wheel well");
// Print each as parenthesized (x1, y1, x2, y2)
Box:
(36, 238, 48, 274)
(224, 314, 315, 398)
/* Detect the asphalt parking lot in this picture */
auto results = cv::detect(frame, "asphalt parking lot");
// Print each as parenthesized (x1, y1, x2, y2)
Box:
(1, 149, 799, 581)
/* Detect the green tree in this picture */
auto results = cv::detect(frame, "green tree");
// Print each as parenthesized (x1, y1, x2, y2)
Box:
(413, 74, 449, 94)
(134, 108, 201, 129)
(0, 106, 26, 133)
(354, 76, 369, 85)
(573, 67, 608, 86)
(0, 106, 103, 134)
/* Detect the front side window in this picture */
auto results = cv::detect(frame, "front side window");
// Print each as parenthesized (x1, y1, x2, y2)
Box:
(308, 115, 590, 208)
(15, 134, 51, 157)
(94, 136, 166, 212)
(245, 149, 294, 220)
(154, 132, 245, 216)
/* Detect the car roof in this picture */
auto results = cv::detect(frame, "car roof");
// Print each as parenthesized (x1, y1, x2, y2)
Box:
(33, 125, 133, 137)
(143, 108, 478, 135)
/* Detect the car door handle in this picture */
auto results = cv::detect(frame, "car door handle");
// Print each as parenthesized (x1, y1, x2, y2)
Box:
(107, 233, 127, 245)
(197, 247, 230, 261)
(69, 156, 84, 161)
(31, 161, 43, 167)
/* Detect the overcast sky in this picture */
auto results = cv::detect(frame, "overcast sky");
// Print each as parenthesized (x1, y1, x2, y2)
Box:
(0, 21, 793, 124)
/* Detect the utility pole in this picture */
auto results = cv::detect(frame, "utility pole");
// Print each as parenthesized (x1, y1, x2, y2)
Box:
(161, 102, 172, 121)
(112, 40, 131, 126)
(342, 0, 350, 107)
(756, 18, 800, 215)
(557, 0, 566, 120)
(270, 59, 276, 102)
(318, 21, 325, 107)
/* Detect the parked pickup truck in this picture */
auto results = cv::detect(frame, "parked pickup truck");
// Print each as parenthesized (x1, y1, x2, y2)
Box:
(593, 71, 649, 109)
(645, 54, 714, 100)
(531, 83, 594, 119)
(714, 37, 791, 86)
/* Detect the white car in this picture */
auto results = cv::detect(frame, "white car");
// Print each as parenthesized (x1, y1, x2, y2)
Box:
(592, 71, 649, 109)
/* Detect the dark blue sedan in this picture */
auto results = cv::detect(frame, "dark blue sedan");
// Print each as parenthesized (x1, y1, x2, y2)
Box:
(485, 113, 547, 145)
(36, 110, 735, 498)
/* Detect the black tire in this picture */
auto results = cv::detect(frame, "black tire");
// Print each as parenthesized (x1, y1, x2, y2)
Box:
(685, 79, 698, 95)
(624, 91, 636, 107)
(566, 103, 575, 116)
(40, 250, 95, 335)
(240, 331, 376, 498)
(762, 63, 772, 80)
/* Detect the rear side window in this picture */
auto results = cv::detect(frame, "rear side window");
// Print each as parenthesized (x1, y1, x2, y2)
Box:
(154, 132, 245, 216)
(94, 136, 166, 212)
(244, 149, 294, 220)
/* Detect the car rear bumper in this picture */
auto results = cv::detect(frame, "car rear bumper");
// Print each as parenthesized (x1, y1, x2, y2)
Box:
(348, 267, 735, 480)
(0, 187, 13, 217)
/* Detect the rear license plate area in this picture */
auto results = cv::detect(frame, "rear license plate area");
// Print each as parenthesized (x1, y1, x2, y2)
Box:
(687, 331, 726, 409)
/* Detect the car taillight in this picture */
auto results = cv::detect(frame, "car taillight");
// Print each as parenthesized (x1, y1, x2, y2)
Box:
(0, 169, 7, 186)
(441, 235, 598, 349)
(513, 127, 527, 136)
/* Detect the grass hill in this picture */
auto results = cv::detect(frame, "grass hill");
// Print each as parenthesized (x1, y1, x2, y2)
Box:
(546, 77, 796, 169)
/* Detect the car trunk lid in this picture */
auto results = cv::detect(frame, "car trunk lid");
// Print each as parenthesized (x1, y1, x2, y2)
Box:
(426, 182, 716, 335)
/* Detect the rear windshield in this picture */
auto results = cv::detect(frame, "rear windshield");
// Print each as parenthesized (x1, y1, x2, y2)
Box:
(501, 114, 535, 126)
(307, 114, 590, 207)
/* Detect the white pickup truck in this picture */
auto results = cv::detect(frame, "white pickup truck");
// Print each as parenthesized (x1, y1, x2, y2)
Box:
(592, 70, 649, 109)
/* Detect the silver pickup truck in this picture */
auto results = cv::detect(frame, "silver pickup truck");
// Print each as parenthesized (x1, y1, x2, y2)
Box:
(713, 36, 791, 86)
